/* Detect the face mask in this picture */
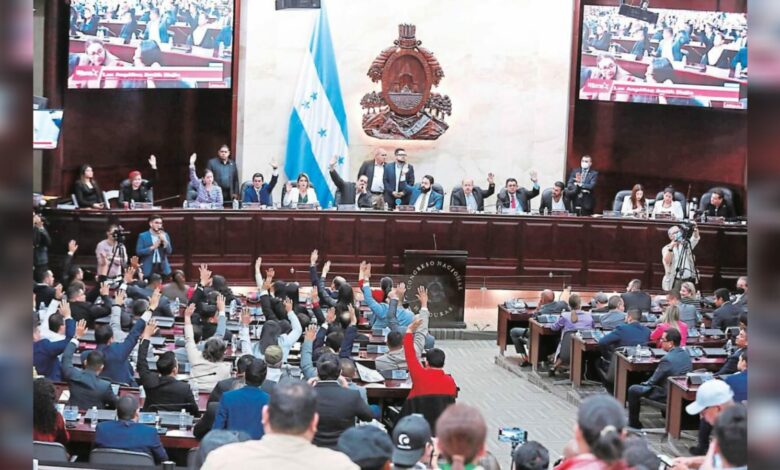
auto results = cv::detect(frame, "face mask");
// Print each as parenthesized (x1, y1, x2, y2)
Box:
(674, 232, 683, 241)
(735, 287, 745, 295)
(581, 162, 591, 170)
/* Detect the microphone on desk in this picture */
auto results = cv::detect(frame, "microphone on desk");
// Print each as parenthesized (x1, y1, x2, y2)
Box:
(180, 372, 217, 381)
(146, 403, 199, 410)
(153, 194, 182, 205)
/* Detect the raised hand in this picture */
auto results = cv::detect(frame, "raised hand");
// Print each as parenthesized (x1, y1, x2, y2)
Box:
(529, 170, 538, 183)
(283, 297, 294, 313)
(54, 283, 63, 300)
(359, 261, 367, 279)
(183, 303, 196, 322)
(114, 289, 126, 306)
(189, 153, 197, 166)
(149, 288, 162, 312)
(396, 281, 407, 300)
(487, 172, 495, 185)
(254, 257, 262, 273)
(59, 299, 71, 319)
(68, 240, 78, 255)
(124, 266, 136, 284)
(310, 249, 318, 266)
(241, 307, 252, 326)
(348, 304, 357, 325)
(416, 285, 428, 309)
(130, 256, 140, 269)
(406, 317, 423, 334)
(322, 260, 331, 277)
(270, 158, 278, 170)
(311, 287, 319, 303)
(198, 264, 212, 286)
(216, 293, 226, 313)
(304, 324, 318, 342)
(326, 306, 336, 324)
(75, 319, 88, 338)
(148, 154, 157, 169)
(329, 155, 338, 169)
(142, 319, 158, 340)
(99, 282, 110, 296)
(365, 263, 372, 279)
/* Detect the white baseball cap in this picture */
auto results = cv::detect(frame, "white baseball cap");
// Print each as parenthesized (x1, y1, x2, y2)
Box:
(685, 379, 734, 415)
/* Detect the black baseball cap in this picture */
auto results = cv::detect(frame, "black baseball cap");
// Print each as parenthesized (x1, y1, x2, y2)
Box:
(392, 415, 432, 467)
(337, 425, 393, 470)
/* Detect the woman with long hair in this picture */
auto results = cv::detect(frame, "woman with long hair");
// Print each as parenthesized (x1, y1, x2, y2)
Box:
(555, 395, 630, 469)
(189, 153, 224, 206)
(620, 184, 648, 216)
(74, 163, 106, 209)
(33, 378, 69, 445)
(282, 173, 319, 207)
(650, 305, 688, 347)
(435, 404, 487, 470)
(652, 186, 684, 220)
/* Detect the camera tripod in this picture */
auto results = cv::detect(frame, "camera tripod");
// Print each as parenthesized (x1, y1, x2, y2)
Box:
(107, 240, 127, 279)
(672, 238, 699, 289)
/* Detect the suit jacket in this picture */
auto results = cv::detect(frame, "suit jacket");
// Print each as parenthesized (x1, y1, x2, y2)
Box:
(126, 282, 173, 317)
(94, 420, 168, 463)
(643, 347, 692, 389)
(724, 370, 747, 402)
(537, 301, 569, 315)
(711, 302, 741, 330)
(450, 184, 495, 212)
(566, 168, 599, 211)
(312, 382, 373, 449)
(118, 21, 137, 44)
(715, 347, 744, 376)
(621, 291, 652, 312)
(538, 190, 575, 214)
(135, 229, 172, 277)
(403, 183, 444, 211)
(242, 176, 278, 206)
(34, 283, 55, 308)
(383, 162, 415, 207)
(208, 376, 243, 404)
(33, 226, 50, 267)
(357, 159, 385, 191)
(213, 385, 270, 440)
(495, 186, 540, 212)
(70, 296, 112, 329)
(34, 318, 76, 381)
(705, 202, 736, 220)
(598, 322, 651, 354)
(61, 340, 118, 410)
(329, 169, 372, 208)
(137, 339, 199, 415)
(80, 318, 145, 386)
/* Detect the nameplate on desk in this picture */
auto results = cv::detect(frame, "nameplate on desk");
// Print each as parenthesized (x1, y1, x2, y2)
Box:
(337, 204, 357, 211)
(706, 216, 726, 224)
(654, 212, 674, 220)
(551, 210, 571, 217)
(396, 205, 416, 212)
(242, 202, 264, 209)
(499, 207, 525, 215)
(701, 328, 725, 337)
(152, 316, 175, 328)
(687, 372, 713, 385)
(295, 203, 316, 210)
(131, 202, 154, 210)
(449, 206, 469, 213)
(602, 210, 622, 218)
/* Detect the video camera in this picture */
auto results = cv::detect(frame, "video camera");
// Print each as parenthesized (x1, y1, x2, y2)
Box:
(677, 221, 697, 242)
(111, 226, 131, 244)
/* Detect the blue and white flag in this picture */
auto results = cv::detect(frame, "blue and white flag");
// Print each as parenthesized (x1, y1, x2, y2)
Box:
(284, 1, 349, 208)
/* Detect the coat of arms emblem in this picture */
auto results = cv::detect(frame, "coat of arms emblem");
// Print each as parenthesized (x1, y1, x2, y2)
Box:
(361, 24, 452, 140)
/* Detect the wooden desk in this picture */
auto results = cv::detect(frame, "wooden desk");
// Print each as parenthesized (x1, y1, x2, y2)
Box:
(43, 209, 747, 293)
(67, 420, 198, 449)
(666, 376, 700, 439)
(496, 305, 533, 355)
(570, 335, 600, 386)
(613, 352, 725, 405)
(528, 319, 560, 370)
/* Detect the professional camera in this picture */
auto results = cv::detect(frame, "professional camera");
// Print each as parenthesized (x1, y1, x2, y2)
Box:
(677, 221, 697, 241)
(111, 226, 131, 244)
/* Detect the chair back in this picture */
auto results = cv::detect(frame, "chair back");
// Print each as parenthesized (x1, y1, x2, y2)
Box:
(399, 394, 456, 436)
(187, 447, 200, 468)
(33, 441, 69, 463)
(558, 330, 576, 366)
(613, 190, 632, 212)
(89, 448, 156, 467)
(654, 190, 688, 217)
(103, 190, 119, 209)
(431, 183, 445, 197)
(71, 194, 79, 206)
(186, 182, 198, 202)
(239, 180, 252, 199)
(334, 189, 343, 205)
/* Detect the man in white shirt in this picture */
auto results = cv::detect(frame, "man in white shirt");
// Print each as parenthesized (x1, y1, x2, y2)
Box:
(357, 148, 388, 209)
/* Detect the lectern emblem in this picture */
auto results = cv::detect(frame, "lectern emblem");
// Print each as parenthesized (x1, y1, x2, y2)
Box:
(361, 24, 452, 140)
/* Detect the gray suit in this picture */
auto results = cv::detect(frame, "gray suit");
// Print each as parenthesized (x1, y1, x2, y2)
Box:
(61, 340, 118, 410)
(599, 310, 627, 329)
(677, 302, 700, 329)
(627, 346, 691, 427)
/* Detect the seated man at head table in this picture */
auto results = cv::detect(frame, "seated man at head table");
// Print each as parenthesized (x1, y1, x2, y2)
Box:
(538, 181, 575, 214)
(509, 288, 571, 367)
(61, 323, 119, 410)
(94, 395, 168, 463)
(401, 174, 443, 212)
(449, 173, 495, 212)
(242, 160, 279, 206)
(626, 328, 692, 429)
(496, 171, 540, 212)
(704, 188, 737, 220)
(328, 156, 373, 209)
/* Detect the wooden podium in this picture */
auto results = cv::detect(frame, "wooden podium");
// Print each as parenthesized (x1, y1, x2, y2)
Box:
(403, 250, 467, 328)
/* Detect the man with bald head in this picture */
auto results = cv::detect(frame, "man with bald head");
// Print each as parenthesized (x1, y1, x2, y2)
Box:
(357, 147, 388, 209)
(450, 173, 495, 212)
(508, 289, 570, 366)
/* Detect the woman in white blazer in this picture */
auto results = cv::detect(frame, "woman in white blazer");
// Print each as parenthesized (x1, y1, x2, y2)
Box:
(621, 183, 648, 216)
(282, 173, 319, 207)
(652, 186, 685, 220)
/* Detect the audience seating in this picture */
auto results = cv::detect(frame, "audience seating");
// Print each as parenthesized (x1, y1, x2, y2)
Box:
(89, 448, 156, 467)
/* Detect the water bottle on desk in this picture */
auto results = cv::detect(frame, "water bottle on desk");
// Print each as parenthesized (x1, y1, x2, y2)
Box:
(171, 298, 180, 315)
(179, 409, 187, 431)
(232, 199, 239, 210)
(725, 339, 733, 355)
(190, 381, 199, 401)
(231, 334, 238, 354)
(90, 406, 98, 429)
(130, 199, 136, 210)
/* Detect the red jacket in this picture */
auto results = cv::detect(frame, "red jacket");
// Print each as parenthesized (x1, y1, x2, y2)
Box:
(404, 333, 457, 399)
(357, 279, 385, 303)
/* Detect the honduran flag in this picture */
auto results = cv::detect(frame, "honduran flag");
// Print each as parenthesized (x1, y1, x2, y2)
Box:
(284, 1, 349, 208)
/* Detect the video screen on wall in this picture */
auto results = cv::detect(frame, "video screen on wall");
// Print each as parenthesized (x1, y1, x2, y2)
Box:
(578, 5, 747, 109)
(67, 0, 234, 89)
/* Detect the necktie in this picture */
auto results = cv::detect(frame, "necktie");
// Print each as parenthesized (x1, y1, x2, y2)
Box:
(397, 165, 404, 191)
(510, 195, 516, 209)
(256, 189, 261, 202)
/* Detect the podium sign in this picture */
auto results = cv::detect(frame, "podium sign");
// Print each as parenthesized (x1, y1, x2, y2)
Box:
(403, 250, 467, 328)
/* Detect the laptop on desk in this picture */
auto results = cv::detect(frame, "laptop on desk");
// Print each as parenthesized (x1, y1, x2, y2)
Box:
(152, 316, 175, 329)
(703, 348, 729, 358)
(535, 315, 558, 324)
(367, 344, 389, 354)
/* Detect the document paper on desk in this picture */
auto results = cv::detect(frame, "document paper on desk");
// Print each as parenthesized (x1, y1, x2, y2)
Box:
(356, 362, 384, 383)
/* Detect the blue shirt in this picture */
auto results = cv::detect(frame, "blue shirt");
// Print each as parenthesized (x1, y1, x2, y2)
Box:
(362, 284, 414, 330)
(94, 420, 168, 463)
(724, 371, 747, 402)
(34, 318, 76, 381)
(213, 385, 270, 439)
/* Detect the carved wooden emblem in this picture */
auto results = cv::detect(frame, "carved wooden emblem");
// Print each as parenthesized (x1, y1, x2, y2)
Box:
(361, 24, 452, 140)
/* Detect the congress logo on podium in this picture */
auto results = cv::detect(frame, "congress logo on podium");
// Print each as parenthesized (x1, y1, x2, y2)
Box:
(361, 24, 452, 140)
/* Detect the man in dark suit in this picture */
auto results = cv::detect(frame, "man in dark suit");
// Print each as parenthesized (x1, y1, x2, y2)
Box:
(79, 6, 100, 36)
(67, 282, 112, 328)
(450, 174, 495, 212)
(118, 11, 138, 44)
(732, 276, 748, 312)
(626, 329, 692, 428)
(94, 395, 168, 463)
(357, 148, 388, 209)
(85, 310, 146, 386)
(242, 162, 279, 206)
(62, 329, 118, 410)
(598, 309, 651, 364)
(213, 358, 271, 439)
(328, 157, 372, 208)
(715, 327, 746, 377)
(34, 270, 57, 308)
(136, 320, 199, 415)
(496, 172, 540, 212)
(383, 148, 415, 208)
(136, 215, 172, 278)
(206, 145, 240, 202)
(621, 279, 652, 313)
(34, 301, 78, 381)
(403, 175, 443, 212)
(208, 354, 256, 404)
(589, 24, 613, 51)
(312, 353, 374, 448)
(710, 288, 741, 330)
(538, 181, 575, 214)
(704, 189, 736, 220)
(126, 273, 172, 317)
(566, 155, 599, 215)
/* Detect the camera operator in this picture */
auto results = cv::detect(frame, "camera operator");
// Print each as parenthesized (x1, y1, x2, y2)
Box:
(662, 223, 700, 291)
(95, 224, 129, 279)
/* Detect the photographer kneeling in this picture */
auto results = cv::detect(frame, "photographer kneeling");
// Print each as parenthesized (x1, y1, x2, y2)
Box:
(662, 223, 700, 292)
